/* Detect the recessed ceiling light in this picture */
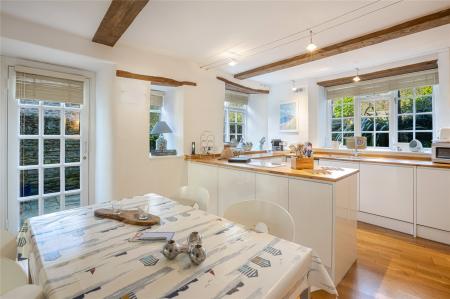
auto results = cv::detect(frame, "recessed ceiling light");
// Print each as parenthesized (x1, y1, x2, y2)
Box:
(353, 68, 361, 82)
(306, 30, 317, 52)
(228, 59, 237, 66)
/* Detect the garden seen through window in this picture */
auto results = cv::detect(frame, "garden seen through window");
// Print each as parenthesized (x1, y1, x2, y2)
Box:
(329, 85, 434, 149)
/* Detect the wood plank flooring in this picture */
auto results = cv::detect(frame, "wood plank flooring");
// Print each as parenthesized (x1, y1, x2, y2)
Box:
(312, 222, 450, 299)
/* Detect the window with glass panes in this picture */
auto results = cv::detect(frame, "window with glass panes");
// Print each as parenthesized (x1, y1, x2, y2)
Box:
(224, 102, 246, 143)
(397, 86, 433, 148)
(328, 85, 435, 149)
(330, 97, 355, 144)
(360, 95, 390, 147)
(17, 99, 83, 226)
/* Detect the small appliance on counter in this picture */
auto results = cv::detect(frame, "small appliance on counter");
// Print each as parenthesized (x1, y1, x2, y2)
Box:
(409, 139, 423, 152)
(345, 136, 367, 156)
(432, 128, 450, 164)
(271, 139, 284, 151)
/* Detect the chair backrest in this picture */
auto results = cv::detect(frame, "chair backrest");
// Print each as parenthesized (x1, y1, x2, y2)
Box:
(0, 258, 27, 295)
(224, 200, 295, 242)
(175, 186, 210, 211)
(0, 230, 17, 260)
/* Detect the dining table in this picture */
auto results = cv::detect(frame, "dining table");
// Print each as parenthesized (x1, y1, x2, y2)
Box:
(17, 193, 337, 299)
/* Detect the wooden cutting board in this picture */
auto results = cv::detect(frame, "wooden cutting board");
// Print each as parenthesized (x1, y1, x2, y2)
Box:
(94, 209, 160, 226)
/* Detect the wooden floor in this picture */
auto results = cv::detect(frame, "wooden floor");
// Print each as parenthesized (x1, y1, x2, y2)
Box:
(312, 222, 450, 299)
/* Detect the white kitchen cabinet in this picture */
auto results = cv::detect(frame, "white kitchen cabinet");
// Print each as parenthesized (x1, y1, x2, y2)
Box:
(255, 173, 289, 210)
(218, 167, 255, 216)
(187, 162, 219, 215)
(319, 159, 360, 210)
(289, 179, 333, 267)
(359, 163, 414, 223)
(417, 167, 450, 232)
(288, 175, 357, 283)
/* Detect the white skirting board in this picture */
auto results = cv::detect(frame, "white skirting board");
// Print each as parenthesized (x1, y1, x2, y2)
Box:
(358, 211, 413, 235)
(358, 212, 450, 245)
(416, 225, 450, 245)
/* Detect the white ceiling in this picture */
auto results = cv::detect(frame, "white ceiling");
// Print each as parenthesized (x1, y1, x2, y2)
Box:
(1, 0, 450, 84)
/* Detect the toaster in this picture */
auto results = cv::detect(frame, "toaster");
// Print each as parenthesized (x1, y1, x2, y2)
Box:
(438, 128, 450, 141)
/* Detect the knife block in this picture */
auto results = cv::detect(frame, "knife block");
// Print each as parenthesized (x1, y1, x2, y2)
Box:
(291, 156, 314, 170)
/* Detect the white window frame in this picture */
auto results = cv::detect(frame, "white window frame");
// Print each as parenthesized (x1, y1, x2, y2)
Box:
(224, 104, 247, 143)
(3, 59, 94, 232)
(327, 86, 435, 149)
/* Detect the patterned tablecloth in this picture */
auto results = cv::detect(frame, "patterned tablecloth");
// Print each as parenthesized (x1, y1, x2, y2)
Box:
(17, 194, 337, 299)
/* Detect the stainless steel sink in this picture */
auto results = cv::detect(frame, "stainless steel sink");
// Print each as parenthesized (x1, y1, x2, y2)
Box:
(247, 160, 286, 168)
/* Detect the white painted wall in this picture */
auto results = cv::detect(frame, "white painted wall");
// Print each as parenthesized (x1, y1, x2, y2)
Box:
(160, 87, 184, 154)
(437, 49, 450, 131)
(267, 81, 309, 146)
(247, 94, 268, 150)
(94, 66, 116, 203)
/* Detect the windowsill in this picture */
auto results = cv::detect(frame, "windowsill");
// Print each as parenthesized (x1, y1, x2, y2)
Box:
(148, 154, 184, 160)
(316, 147, 431, 157)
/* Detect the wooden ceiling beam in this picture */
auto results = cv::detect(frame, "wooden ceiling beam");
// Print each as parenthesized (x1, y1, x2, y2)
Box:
(217, 76, 269, 94)
(317, 60, 438, 87)
(116, 70, 197, 87)
(234, 8, 450, 80)
(92, 0, 149, 47)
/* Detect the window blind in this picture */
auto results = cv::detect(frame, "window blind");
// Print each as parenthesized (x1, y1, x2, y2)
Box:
(225, 92, 248, 105)
(326, 69, 439, 99)
(16, 71, 84, 104)
(150, 90, 164, 108)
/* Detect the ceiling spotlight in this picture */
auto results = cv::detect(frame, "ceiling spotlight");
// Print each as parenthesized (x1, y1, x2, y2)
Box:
(353, 68, 361, 82)
(306, 30, 317, 52)
(228, 59, 237, 66)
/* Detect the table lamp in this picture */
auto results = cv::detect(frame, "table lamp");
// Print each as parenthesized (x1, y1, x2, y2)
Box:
(151, 121, 172, 152)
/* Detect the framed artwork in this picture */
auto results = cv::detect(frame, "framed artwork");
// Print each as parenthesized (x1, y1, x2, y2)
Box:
(279, 100, 298, 132)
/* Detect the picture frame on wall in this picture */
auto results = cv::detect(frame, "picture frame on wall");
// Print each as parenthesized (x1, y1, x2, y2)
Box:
(279, 100, 298, 132)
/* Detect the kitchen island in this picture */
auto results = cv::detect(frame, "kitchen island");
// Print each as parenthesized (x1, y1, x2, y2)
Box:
(186, 153, 359, 285)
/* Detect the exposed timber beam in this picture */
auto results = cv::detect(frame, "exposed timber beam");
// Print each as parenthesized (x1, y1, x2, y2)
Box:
(92, 0, 149, 47)
(234, 8, 450, 80)
(116, 70, 197, 87)
(217, 76, 269, 94)
(317, 60, 438, 87)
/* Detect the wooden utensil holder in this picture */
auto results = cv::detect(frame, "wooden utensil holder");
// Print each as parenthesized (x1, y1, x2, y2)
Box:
(291, 156, 314, 170)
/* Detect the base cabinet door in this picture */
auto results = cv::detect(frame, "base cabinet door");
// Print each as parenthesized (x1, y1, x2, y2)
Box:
(359, 164, 414, 223)
(319, 159, 360, 210)
(218, 168, 255, 217)
(255, 173, 289, 210)
(187, 162, 219, 215)
(417, 167, 450, 231)
(288, 178, 333, 267)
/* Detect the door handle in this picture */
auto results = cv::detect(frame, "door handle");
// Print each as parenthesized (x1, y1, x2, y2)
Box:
(83, 140, 88, 160)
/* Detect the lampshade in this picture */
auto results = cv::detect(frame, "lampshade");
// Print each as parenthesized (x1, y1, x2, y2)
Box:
(151, 121, 173, 134)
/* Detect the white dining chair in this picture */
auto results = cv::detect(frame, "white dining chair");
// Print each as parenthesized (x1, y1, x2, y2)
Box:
(175, 186, 210, 211)
(0, 230, 16, 260)
(0, 285, 44, 299)
(0, 257, 28, 295)
(224, 200, 296, 242)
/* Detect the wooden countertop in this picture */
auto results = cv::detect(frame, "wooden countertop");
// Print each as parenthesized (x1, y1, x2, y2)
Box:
(186, 154, 358, 182)
(314, 152, 450, 169)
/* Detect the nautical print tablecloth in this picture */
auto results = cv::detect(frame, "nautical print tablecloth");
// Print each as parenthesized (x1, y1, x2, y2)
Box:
(17, 194, 337, 299)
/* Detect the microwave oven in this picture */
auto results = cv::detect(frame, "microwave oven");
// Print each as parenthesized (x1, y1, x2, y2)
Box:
(432, 141, 450, 164)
